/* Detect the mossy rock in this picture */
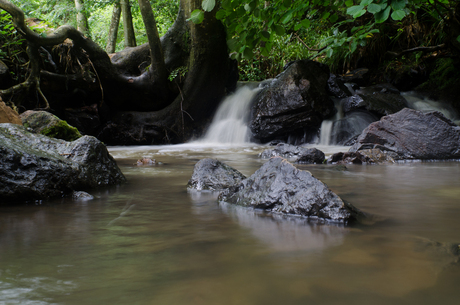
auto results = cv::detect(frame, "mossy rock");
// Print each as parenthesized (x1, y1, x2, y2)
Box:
(20, 110, 82, 141)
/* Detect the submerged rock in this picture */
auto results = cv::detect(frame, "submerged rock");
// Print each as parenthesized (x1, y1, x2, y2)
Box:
(0, 123, 126, 203)
(349, 108, 460, 160)
(250, 60, 335, 143)
(328, 149, 396, 165)
(219, 157, 360, 222)
(259, 143, 325, 164)
(187, 158, 246, 191)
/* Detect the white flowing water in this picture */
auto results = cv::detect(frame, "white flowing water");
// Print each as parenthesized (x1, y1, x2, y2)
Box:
(201, 86, 259, 144)
(402, 91, 459, 122)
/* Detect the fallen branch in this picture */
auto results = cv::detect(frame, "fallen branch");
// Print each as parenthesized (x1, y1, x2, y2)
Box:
(386, 44, 447, 59)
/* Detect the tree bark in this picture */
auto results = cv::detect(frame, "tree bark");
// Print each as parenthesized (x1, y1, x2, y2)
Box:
(137, 0, 167, 82)
(120, 0, 137, 48)
(74, 0, 90, 37)
(106, 0, 121, 53)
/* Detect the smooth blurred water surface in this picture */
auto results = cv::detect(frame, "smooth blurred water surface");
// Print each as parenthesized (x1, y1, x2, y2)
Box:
(1, 143, 459, 305)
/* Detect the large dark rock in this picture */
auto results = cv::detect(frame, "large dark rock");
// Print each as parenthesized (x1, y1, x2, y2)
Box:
(349, 108, 460, 160)
(219, 157, 360, 222)
(187, 158, 246, 191)
(259, 143, 325, 164)
(0, 123, 126, 203)
(341, 83, 407, 118)
(250, 60, 335, 143)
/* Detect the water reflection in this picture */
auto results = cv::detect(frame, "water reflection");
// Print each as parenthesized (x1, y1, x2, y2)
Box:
(1, 144, 460, 305)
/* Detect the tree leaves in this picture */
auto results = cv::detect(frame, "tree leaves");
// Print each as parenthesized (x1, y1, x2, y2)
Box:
(391, 9, 406, 21)
(189, 9, 204, 24)
(367, 3, 381, 14)
(375, 6, 391, 23)
(202, 0, 216, 12)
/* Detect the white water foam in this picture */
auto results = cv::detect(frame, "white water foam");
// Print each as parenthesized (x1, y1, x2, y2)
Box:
(200, 86, 259, 144)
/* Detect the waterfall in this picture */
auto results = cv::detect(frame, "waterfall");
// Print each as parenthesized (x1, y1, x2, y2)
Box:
(201, 86, 259, 144)
(402, 92, 459, 122)
(319, 99, 343, 145)
(319, 120, 334, 145)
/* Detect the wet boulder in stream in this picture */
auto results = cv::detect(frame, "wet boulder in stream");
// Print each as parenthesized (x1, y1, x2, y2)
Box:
(259, 143, 325, 164)
(218, 157, 361, 222)
(349, 108, 460, 160)
(187, 158, 246, 191)
(0, 123, 126, 203)
(250, 60, 335, 143)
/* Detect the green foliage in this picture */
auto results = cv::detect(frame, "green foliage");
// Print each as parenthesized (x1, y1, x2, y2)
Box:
(0, 10, 25, 61)
(168, 66, 188, 82)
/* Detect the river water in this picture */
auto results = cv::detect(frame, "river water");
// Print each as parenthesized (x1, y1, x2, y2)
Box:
(1, 143, 460, 305)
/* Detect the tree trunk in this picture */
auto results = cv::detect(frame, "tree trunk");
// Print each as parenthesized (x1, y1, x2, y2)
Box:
(120, 0, 136, 48)
(74, 0, 90, 37)
(106, 0, 121, 53)
(0, 0, 237, 144)
(137, 0, 167, 82)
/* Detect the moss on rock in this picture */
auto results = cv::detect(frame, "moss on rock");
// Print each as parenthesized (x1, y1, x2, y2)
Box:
(20, 110, 82, 141)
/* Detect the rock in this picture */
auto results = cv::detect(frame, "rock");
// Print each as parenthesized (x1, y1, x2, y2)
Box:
(328, 149, 396, 165)
(72, 191, 94, 201)
(250, 60, 335, 143)
(187, 158, 246, 191)
(327, 73, 352, 99)
(341, 83, 407, 118)
(0, 101, 22, 125)
(259, 143, 325, 164)
(219, 157, 360, 222)
(349, 108, 460, 160)
(137, 157, 155, 166)
(20, 110, 82, 141)
(0, 124, 126, 203)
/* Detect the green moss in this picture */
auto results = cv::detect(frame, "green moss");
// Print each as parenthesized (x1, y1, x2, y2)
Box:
(40, 120, 82, 141)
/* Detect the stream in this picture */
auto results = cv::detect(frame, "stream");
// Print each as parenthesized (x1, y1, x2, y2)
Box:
(1, 144, 459, 305)
(1, 87, 460, 304)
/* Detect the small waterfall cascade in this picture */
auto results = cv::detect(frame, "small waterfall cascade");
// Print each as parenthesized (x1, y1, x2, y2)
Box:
(402, 92, 459, 123)
(319, 99, 343, 145)
(201, 86, 259, 144)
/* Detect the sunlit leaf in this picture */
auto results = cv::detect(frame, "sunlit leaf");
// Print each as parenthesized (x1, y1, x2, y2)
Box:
(360, 0, 373, 6)
(188, 9, 204, 24)
(202, 0, 216, 12)
(391, 9, 406, 21)
(367, 3, 381, 14)
(347, 5, 364, 16)
(353, 10, 366, 18)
